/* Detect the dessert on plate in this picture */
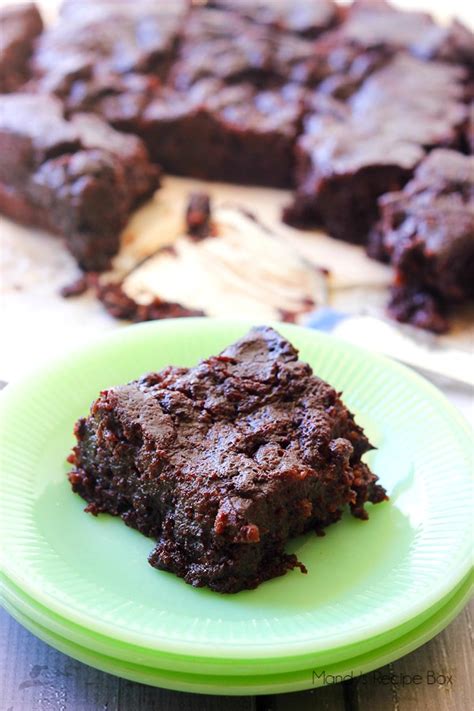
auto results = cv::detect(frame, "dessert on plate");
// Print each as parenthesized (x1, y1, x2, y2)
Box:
(67, 326, 387, 593)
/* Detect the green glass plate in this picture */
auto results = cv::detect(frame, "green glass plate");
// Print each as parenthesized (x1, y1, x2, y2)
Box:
(1, 319, 472, 666)
(2, 571, 472, 695)
(1, 570, 472, 677)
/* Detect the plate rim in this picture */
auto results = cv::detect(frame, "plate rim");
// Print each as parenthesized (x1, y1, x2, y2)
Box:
(2, 571, 472, 695)
(1, 569, 472, 675)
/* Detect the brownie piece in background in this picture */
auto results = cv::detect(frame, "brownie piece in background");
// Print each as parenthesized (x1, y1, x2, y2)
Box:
(350, 54, 468, 149)
(29, 0, 186, 127)
(169, 7, 273, 90)
(301, 28, 389, 100)
(2, 0, 472, 334)
(342, 0, 474, 66)
(303, 0, 474, 99)
(284, 116, 423, 244)
(140, 80, 306, 187)
(285, 55, 469, 243)
(0, 94, 160, 271)
(369, 149, 474, 333)
(0, 3, 43, 92)
(34, 0, 185, 78)
(32, 64, 160, 134)
(69, 112, 160, 205)
(68, 326, 387, 593)
(171, 4, 390, 95)
(208, 0, 339, 38)
(170, 6, 320, 91)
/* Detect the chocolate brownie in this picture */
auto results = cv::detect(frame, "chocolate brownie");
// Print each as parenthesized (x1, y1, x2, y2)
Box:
(350, 54, 468, 148)
(171, 6, 323, 91)
(300, 27, 389, 100)
(369, 149, 474, 333)
(32, 65, 160, 134)
(209, 0, 339, 38)
(285, 55, 468, 243)
(342, 0, 474, 67)
(29, 0, 186, 127)
(67, 326, 387, 593)
(0, 3, 43, 92)
(140, 80, 306, 187)
(3, 1, 473, 333)
(0, 93, 160, 271)
(171, 4, 393, 94)
(34, 0, 185, 78)
(297, 0, 474, 99)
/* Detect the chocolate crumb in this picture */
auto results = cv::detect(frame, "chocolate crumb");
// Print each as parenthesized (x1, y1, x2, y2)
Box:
(185, 192, 213, 239)
(60, 272, 99, 298)
(279, 309, 299, 324)
(279, 298, 316, 324)
(97, 281, 205, 322)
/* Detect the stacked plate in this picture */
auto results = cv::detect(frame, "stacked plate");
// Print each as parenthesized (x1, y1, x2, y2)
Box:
(1, 320, 472, 695)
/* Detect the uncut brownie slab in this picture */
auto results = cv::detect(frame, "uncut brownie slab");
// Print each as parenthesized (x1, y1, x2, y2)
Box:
(369, 150, 474, 333)
(170, 4, 391, 94)
(29, 0, 187, 129)
(170, 6, 319, 91)
(208, 0, 339, 39)
(140, 80, 306, 187)
(271, 0, 473, 101)
(285, 54, 468, 243)
(33, 0, 185, 79)
(0, 3, 43, 93)
(0, 93, 160, 271)
(340, 0, 474, 66)
(67, 326, 387, 593)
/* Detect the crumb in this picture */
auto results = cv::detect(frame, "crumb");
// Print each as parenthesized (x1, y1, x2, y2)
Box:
(185, 192, 213, 239)
(60, 274, 92, 298)
(97, 281, 205, 322)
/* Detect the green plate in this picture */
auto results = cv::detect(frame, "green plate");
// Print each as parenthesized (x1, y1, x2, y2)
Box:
(2, 571, 472, 695)
(1, 319, 472, 667)
(1, 569, 472, 677)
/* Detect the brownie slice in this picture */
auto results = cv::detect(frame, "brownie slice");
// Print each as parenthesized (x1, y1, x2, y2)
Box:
(29, 0, 186, 128)
(208, 0, 339, 39)
(34, 0, 185, 78)
(369, 149, 474, 333)
(298, 27, 389, 100)
(170, 6, 321, 91)
(0, 93, 160, 271)
(0, 3, 43, 92)
(32, 65, 160, 134)
(297, 1, 474, 100)
(140, 80, 306, 187)
(342, 0, 474, 66)
(285, 54, 468, 243)
(68, 326, 387, 593)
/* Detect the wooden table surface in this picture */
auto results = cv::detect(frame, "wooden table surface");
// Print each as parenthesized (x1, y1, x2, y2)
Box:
(1, 600, 472, 711)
